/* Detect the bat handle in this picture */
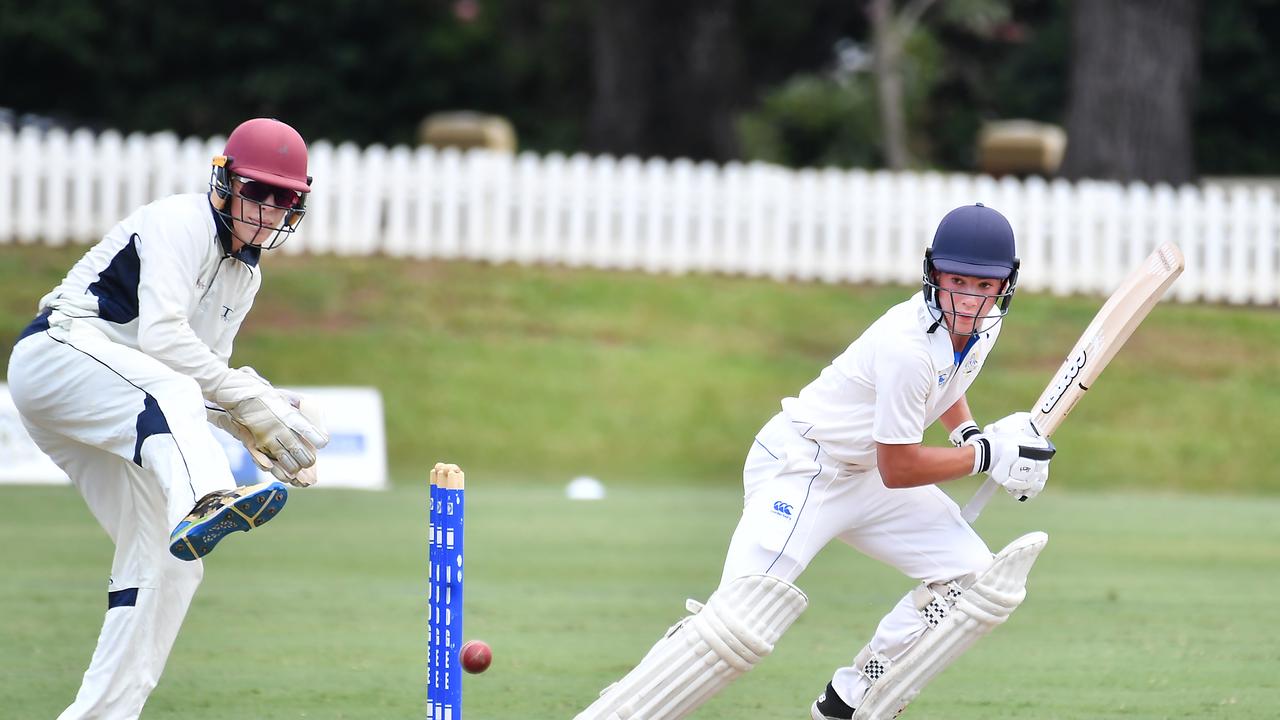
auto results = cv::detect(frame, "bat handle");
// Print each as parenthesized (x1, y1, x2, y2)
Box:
(961, 478, 999, 524)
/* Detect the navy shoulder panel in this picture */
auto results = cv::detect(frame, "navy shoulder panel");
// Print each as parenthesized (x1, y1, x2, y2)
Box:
(88, 234, 142, 324)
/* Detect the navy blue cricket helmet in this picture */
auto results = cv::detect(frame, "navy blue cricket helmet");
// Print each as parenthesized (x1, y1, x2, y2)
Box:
(922, 203, 1020, 333)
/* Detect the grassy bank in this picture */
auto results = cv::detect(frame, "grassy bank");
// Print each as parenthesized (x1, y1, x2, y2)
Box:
(3, 244, 1277, 494)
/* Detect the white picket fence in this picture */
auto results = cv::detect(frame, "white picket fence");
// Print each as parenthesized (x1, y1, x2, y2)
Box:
(1, 126, 1277, 305)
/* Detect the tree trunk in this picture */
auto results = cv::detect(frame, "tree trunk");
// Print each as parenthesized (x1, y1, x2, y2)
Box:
(587, 1, 651, 156)
(587, 0, 742, 161)
(869, 0, 910, 170)
(1060, 0, 1200, 184)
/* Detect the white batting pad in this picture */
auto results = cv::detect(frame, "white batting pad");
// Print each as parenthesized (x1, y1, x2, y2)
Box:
(576, 574, 808, 720)
(853, 531, 1048, 720)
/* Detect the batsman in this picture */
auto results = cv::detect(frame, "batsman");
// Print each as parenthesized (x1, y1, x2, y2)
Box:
(6, 118, 329, 719)
(577, 204, 1054, 719)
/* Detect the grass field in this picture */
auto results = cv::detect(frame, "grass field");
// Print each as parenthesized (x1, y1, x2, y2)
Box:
(2, 244, 1278, 718)
(2, 481, 1278, 718)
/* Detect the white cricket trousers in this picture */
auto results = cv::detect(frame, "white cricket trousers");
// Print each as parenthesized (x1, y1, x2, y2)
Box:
(7, 314, 235, 720)
(719, 412, 994, 707)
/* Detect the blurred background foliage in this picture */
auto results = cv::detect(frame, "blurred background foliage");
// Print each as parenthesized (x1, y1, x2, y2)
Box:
(0, 0, 1276, 174)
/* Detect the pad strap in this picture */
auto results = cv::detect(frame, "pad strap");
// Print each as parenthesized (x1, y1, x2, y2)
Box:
(852, 532, 1048, 719)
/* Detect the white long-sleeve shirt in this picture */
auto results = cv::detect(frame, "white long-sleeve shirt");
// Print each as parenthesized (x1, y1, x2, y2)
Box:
(35, 193, 261, 396)
(779, 292, 1002, 468)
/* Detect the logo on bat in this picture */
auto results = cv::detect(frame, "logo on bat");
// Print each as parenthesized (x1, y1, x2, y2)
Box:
(1038, 347, 1089, 414)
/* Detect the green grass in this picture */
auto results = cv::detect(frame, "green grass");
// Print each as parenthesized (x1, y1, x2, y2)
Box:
(2, 244, 1278, 717)
(3, 244, 1278, 494)
(1, 482, 1278, 718)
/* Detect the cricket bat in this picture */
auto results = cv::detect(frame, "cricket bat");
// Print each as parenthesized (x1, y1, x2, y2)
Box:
(960, 241, 1186, 523)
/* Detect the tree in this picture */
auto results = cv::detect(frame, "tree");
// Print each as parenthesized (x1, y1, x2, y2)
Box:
(867, 0, 936, 169)
(1195, 0, 1280, 174)
(1060, 0, 1200, 183)
(866, 0, 1014, 170)
(585, 0, 743, 160)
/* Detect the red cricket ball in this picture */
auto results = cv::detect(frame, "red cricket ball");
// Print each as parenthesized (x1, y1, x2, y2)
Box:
(460, 639, 492, 674)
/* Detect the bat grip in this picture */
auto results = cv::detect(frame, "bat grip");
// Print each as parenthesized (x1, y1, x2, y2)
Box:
(961, 478, 998, 523)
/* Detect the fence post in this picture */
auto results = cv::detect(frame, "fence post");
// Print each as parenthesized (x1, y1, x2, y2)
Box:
(67, 129, 98, 243)
(463, 149, 492, 262)
(1171, 185, 1201, 302)
(691, 161, 717, 274)
(538, 153, 567, 265)
(122, 133, 151, 220)
(1254, 187, 1278, 305)
(0, 127, 13, 244)
(640, 157, 669, 274)
(720, 162, 745, 275)
(792, 169, 818, 281)
(513, 151, 539, 265)
(1201, 185, 1226, 304)
(1226, 186, 1251, 305)
(668, 157, 694, 275)
(488, 151, 514, 265)
(814, 169, 839, 284)
(384, 145, 413, 258)
(16, 126, 42, 244)
(565, 152, 592, 268)
(1048, 179, 1073, 296)
(43, 129, 70, 246)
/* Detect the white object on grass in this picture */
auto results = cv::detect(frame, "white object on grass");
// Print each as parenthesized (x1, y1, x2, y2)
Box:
(566, 476, 606, 501)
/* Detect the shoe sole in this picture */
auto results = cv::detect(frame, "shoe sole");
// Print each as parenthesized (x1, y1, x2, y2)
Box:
(169, 482, 288, 561)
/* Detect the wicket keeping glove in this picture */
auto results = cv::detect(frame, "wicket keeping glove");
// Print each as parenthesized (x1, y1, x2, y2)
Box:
(211, 367, 329, 477)
(205, 399, 324, 487)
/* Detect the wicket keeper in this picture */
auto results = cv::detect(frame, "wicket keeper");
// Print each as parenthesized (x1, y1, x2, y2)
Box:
(7, 118, 328, 719)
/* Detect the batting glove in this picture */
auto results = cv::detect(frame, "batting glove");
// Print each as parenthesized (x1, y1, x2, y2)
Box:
(948, 420, 983, 448)
(983, 411, 1037, 438)
(974, 431, 1056, 502)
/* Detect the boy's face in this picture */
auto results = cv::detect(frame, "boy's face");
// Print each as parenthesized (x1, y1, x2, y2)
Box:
(936, 271, 1004, 336)
(227, 176, 300, 251)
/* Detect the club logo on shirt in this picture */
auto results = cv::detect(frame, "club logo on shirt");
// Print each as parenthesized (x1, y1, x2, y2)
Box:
(937, 370, 951, 386)
(771, 501, 794, 518)
(963, 352, 982, 374)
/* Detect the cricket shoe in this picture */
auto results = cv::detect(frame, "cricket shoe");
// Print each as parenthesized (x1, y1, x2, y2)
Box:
(169, 481, 289, 561)
(811, 681, 857, 720)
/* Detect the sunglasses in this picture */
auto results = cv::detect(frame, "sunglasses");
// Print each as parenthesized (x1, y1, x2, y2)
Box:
(235, 176, 303, 208)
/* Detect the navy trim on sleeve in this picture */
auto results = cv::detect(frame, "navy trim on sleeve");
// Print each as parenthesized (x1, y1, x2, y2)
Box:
(87, 235, 142, 324)
(15, 309, 52, 344)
